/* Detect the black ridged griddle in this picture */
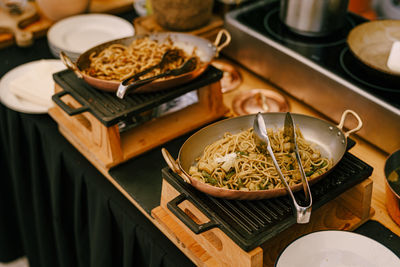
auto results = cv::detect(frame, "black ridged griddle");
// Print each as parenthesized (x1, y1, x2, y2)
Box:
(162, 140, 373, 252)
(52, 66, 222, 127)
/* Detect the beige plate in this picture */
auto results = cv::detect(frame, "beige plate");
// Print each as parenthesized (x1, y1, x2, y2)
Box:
(347, 20, 400, 77)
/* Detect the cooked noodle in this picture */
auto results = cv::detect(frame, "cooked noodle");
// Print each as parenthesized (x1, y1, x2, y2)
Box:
(83, 36, 197, 81)
(189, 127, 332, 191)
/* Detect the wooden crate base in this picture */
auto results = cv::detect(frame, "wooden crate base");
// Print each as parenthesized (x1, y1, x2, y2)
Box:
(151, 178, 374, 267)
(49, 81, 228, 171)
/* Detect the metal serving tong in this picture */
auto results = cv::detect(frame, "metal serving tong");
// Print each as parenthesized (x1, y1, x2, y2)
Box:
(253, 112, 312, 224)
(116, 51, 197, 99)
(119, 49, 182, 86)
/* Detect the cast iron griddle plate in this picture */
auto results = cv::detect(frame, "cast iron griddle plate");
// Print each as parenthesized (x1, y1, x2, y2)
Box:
(52, 66, 222, 127)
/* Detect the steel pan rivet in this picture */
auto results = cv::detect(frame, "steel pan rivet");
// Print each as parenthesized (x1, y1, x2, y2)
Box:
(329, 126, 334, 131)
(337, 132, 341, 136)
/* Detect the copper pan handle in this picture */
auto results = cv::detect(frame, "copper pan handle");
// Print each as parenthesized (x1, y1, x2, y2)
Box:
(213, 29, 231, 56)
(161, 148, 191, 184)
(60, 51, 83, 79)
(337, 109, 363, 138)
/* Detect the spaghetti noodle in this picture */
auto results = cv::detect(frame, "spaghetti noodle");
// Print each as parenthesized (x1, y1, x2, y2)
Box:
(189, 127, 332, 191)
(83, 36, 196, 81)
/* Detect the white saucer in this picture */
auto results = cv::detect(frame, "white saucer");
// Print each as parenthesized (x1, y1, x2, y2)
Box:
(0, 60, 65, 114)
(276, 230, 400, 267)
(47, 13, 135, 56)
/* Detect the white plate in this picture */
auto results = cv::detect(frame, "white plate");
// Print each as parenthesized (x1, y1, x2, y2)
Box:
(0, 60, 65, 114)
(47, 13, 135, 55)
(276, 230, 400, 267)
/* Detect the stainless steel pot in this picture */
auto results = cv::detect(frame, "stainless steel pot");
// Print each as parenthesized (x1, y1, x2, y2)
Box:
(162, 110, 362, 200)
(280, 0, 349, 37)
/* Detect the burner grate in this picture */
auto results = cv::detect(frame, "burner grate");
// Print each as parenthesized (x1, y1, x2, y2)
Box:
(162, 147, 373, 251)
(340, 47, 400, 94)
(52, 66, 223, 127)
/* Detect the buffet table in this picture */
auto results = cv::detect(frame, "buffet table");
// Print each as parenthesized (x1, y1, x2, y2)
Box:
(0, 103, 196, 267)
(0, 10, 193, 267)
(1, 10, 400, 267)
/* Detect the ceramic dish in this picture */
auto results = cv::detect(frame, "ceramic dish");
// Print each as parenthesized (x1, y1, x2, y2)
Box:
(347, 20, 400, 77)
(47, 13, 135, 60)
(0, 60, 65, 114)
(275, 230, 400, 267)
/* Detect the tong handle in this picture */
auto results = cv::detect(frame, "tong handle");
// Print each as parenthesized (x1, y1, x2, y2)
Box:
(120, 63, 159, 87)
(167, 194, 219, 234)
(266, 144, 312, 224)
(116, 71, 167, 98)
(255, 113, 311, 224)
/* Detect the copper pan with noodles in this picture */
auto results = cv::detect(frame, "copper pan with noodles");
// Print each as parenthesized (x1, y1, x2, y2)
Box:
(60, 29, 231, 93)
(162, 110, 363, 200)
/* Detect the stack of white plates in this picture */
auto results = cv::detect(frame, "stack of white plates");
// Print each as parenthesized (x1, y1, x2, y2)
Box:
(47, 13, 135, 62)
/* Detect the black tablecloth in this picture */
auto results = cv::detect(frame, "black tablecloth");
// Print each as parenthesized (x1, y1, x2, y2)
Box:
(0, 98, 195, 267)
(0, 11, 194, 267)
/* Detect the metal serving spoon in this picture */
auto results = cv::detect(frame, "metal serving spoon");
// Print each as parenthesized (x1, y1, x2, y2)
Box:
(253, 112, 312, 224)
(116, 57, 198, 99)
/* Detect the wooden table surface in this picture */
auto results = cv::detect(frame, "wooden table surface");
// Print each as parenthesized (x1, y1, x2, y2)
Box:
(222, 59, 400, 237)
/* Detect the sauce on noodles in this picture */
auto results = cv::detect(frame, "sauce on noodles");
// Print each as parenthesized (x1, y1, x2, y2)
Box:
(189, 127, 332, 191)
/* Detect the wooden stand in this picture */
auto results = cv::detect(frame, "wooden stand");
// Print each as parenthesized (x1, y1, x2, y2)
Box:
(152, 178, 374, 267)
(49, 81, 228, 171)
